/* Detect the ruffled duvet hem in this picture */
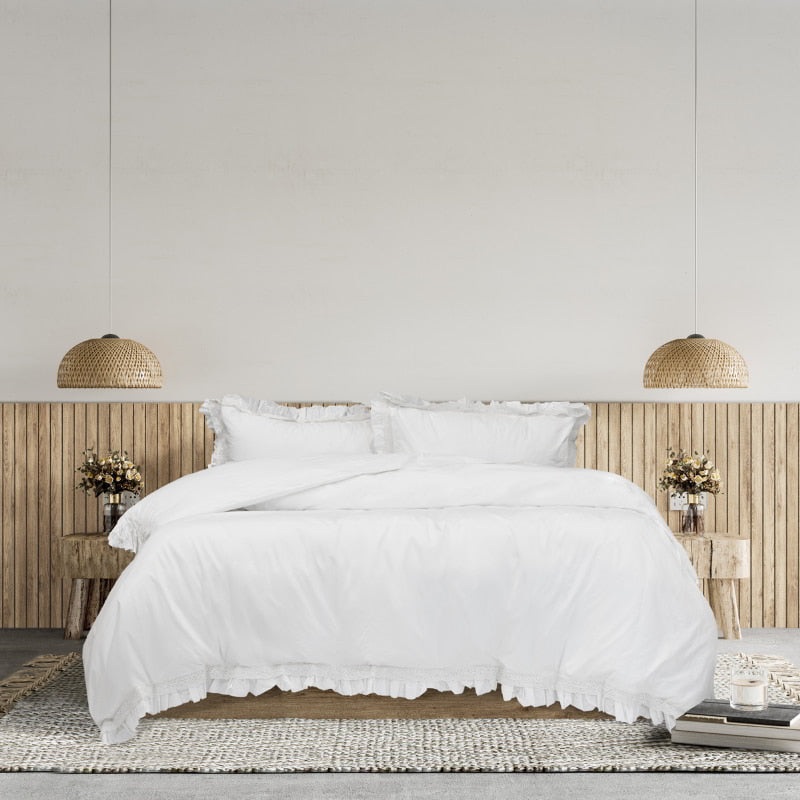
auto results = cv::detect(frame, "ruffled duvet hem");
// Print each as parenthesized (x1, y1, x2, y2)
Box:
(97, 664, 689, 744)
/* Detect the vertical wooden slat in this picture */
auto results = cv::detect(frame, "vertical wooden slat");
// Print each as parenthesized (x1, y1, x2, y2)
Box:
(74, 404, 87, 539)
(110, 402, 123, 453)
(96, 404, 109, 532)
(181, 403, 193, 477)
(575, 421, 585, 468)
(620, 403, 633, 483)
(583, 403, 597, 471)
(204, 404, 214, 468)
(596, 404, 609, 473)
(644, 403, 656, 501)
(119, 402, 133, 467)
(725, 403, 741, 618)
(193, 404, 205, 473)
(145, 404, 159, 497)
(751, 405, 763, 627)
(691, 403, 704, 458)
(132, 403, 145, 497)
(37, 403, 50, 627)
(787, 404, 799, 628)
(667, 404, 681, 530)
(679, 403, 691, 452)
(169, 404, 181, 483)
(608, 403, 620, 477)
(703, 404, 716, 535)
(49, 403, 63, 627)
(775, 403, 787, 628)
(655, 404, 668, 523)
(14, 404, 27, 627)
(632, 403, 644, 491)
(2, 405, 14, 626)
(690, 403, 706, 600)
(61, 404, 75, 623)
(762, 403, 776, 627)
(25, 404, 38, 626)
(157, 404, 170, 490)
(738, 404, 752, 627)
(95, 403, 109, 455)
(715, 403, 728, 536)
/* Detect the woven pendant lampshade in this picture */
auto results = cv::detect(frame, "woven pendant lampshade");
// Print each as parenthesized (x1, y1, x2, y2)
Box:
(643, 0, 748, 389)
(57, 1, 163, 390)
(643, 334, 748, 389)
(57, 334, 163, 389)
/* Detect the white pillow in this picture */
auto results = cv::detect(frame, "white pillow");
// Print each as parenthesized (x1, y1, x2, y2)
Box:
(200, 395, 373, 466)
(370, 392, 590, 467)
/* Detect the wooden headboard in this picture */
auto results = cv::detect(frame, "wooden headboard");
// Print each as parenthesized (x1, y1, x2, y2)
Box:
(0, 402, 796, 629)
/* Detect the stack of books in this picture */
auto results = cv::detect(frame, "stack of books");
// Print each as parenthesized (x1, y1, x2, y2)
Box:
(671, 699, 800, 752)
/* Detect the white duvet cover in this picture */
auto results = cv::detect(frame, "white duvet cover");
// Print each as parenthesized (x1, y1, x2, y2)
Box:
(85, 455, 717, 744)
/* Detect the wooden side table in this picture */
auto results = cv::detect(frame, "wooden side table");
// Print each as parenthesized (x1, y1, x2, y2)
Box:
(674, 532, 750, 640)
(60, 533, 134, 640)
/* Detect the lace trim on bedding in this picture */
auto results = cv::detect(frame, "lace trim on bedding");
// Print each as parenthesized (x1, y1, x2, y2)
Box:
(199, 396, 371, 466)
(107, 516, 146, 553)
(98, 662, 690, 745)
(370, 393, 591, 456)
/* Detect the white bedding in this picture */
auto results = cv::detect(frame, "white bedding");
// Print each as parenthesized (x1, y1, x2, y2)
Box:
(85, 455, 717, 744)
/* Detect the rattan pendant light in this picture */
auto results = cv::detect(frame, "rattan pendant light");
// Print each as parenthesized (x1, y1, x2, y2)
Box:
(643, 0, 747, 389)
(57, 0, 163, 389)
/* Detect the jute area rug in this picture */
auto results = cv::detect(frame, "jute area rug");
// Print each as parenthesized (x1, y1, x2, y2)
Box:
(1, 652, 799, 773)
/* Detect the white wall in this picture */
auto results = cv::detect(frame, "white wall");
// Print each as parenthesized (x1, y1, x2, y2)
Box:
(1, 0, 799, 402)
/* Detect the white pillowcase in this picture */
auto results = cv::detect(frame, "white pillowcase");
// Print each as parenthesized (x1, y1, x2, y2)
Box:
(200, 395, 373, 466)
(370, 392, 590, 468)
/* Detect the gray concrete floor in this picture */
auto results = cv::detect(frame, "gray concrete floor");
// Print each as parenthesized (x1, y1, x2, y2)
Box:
(1, 628, 800, 798)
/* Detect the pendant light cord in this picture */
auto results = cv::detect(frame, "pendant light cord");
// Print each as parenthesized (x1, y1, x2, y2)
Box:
(108, 0, 113, 334)
(693, 0, 699, 335)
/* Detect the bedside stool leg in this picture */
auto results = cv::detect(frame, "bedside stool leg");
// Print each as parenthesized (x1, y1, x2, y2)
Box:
(85, 579, 102, 631)
(708, 578, 742, 639)
(64, 578, 89, 640)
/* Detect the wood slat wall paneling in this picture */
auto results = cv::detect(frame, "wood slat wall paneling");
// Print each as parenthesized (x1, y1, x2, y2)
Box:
(0, 402, 799, 628)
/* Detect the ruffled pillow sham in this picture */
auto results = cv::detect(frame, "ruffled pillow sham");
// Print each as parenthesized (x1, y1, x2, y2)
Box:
(200, 395, 373, 466)
(370, 392, 591, 468)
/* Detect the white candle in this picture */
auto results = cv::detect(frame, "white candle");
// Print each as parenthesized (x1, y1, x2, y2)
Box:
(731, 676, 767, 709)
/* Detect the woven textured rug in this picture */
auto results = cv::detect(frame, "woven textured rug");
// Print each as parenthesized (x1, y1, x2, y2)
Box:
(1, 652, 799, 773)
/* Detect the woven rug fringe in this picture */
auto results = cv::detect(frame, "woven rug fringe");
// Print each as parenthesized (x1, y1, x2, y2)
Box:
(0, 653, 80, 715)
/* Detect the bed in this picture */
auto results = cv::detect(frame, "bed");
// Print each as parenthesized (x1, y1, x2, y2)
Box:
(83, 396, 717, 744)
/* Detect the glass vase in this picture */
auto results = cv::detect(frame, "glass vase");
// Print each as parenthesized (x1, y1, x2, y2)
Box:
(681, 493, 705, 535)
(103, 493, 125, 533)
